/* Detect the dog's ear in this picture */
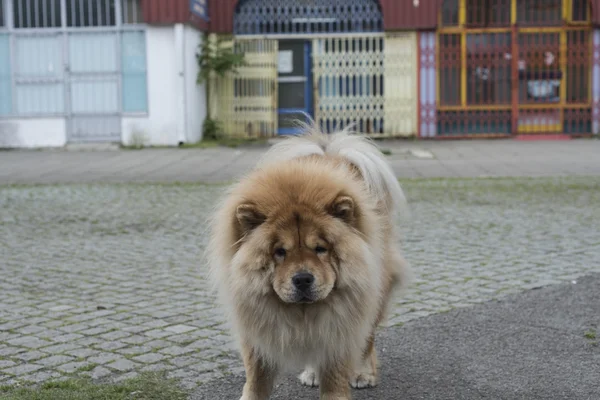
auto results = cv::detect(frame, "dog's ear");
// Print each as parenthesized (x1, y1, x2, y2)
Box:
(329, 195, 355, 224)
(236, 203, 266, 233)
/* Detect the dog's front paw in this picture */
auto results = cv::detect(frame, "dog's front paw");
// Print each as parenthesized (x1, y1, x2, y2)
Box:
(350, 371, 377, 389)
(298, 367, 320, 387)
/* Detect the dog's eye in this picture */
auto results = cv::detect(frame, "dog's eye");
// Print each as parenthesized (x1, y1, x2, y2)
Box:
(274, 248, 286, 258)
(315, 246, 327, 254)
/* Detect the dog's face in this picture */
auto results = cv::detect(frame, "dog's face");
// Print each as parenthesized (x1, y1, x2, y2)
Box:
(234, 195, 358, 304)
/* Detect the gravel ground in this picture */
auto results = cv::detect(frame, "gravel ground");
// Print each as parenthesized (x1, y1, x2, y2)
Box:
(1, 177, 599, 390)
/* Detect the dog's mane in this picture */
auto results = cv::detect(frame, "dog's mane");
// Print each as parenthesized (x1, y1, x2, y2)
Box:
(257, 121, 407, 217)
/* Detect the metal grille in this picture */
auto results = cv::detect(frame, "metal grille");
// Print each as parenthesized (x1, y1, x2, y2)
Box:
(517, 31, 563, 134)
(1, 0, 5, 28)
(122, 0, 142, 24)
(466, 33, 511, 106)
(439, 34, 461, 106)
(234, 0, 383, 35)
(441, 0, 459, 26)
(438, 110, 511, 135)
(313, 36, 385, 134)
(517, 0, 562, 26)
(466, 0, 510, 26)
(571, 0, 589, 21)
(13, 0, 62, 28)
(211, 36, 279, 138)
(566, 30, 590, 104)
(437, 0, 593, 137)
(66, 0, 116, 27)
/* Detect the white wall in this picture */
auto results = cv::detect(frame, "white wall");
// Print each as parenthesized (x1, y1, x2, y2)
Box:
(122, 25, 207, 147)
(184, 25, 206, 144)
(122, 26, 179, 146)
(0, 118, 66, 148)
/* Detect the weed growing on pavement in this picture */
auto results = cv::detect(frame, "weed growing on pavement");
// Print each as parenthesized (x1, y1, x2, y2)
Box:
(584, 329, 596, 340)
(0, 372, 187, 400)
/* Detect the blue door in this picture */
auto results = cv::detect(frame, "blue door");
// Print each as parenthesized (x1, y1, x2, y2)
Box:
(277, 41, 313, 135)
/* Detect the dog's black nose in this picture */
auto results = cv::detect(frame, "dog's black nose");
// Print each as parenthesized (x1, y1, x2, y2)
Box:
(292, 272, 315, 292)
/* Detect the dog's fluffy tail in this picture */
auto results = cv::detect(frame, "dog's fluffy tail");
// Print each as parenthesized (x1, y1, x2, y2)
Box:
(258, 121, 406, 215)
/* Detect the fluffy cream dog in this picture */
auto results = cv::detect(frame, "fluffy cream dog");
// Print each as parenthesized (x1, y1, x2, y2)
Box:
(207, 125, 409, 400)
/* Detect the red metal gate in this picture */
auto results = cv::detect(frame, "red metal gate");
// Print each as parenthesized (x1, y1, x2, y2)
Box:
(437, 0, 593, 137)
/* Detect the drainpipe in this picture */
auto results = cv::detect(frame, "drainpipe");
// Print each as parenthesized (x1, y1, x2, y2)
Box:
(174, 23, 187, 145)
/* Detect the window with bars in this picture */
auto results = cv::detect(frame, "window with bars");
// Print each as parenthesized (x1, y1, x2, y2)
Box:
(517, 0, 562, 26)
(1, 0, 5, 28)
(441, 0, 459, 26)
(571, 0, 589, 21)
(234, 0, 383, 35)
(9, 0, 143, 29)
(66, 0, 117, 27)
(13, 0, 62, 28)
(466, 0, 511, 26)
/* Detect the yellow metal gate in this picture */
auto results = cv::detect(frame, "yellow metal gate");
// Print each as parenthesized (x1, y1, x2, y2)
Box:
(212, 37, 278, 138)
(384, 32, 418, 136)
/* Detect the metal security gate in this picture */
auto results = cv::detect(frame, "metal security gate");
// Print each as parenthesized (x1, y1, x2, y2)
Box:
(437, 0, 593, 137)
(1, 0, 145, 143)
(233, 0, 389, 137)
(212, 37, 278, 138)
(68, 31, 121, 142)
(312, 36, 386, 134)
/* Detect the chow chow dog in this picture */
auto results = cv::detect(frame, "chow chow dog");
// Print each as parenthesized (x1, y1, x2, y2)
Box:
(207, 124, 409, 400)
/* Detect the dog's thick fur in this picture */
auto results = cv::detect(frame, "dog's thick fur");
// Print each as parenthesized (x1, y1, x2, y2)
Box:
(207, 125, 409, 400)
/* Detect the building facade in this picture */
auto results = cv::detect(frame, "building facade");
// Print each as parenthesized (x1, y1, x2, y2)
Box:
(1, 0, 599, 147)
(196, 0, 600, 139)
(0, 0, 207, 148)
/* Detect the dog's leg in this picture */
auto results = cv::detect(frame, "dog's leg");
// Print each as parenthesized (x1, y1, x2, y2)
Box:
(351, 332, 378, 389)
(239, 344, 277, 400)
(319, 360, 352, 400)
(299, 365, 320, 387)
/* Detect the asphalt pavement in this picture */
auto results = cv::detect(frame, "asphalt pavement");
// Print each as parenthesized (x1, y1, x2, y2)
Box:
(191, 274, 600, 400)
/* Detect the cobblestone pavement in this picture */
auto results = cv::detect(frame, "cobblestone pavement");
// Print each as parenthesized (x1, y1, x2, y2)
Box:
(1, 177, 599, 391)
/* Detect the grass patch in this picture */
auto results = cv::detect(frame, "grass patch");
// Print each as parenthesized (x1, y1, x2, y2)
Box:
(584, 329, 597, 340)
(74, 363, 98, 373)
(0, 372, 187, 400)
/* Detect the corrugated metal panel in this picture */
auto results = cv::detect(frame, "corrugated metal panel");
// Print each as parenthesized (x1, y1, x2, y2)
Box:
(208, 0, 236, 33)
(141, 0, 208, 30)
(149, 0, 600, 33)
(381, 0, 443, 30)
